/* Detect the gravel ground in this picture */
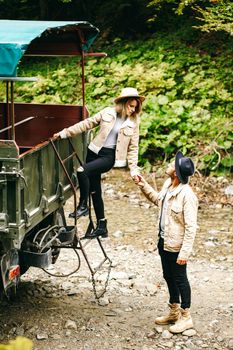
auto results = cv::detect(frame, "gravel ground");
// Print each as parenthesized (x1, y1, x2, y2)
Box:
(0, 169, 232, 350)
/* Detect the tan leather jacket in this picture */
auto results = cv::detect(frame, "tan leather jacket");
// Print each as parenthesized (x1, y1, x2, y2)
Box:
(140, 178, 198, 260)
(59, 107, 140, 177)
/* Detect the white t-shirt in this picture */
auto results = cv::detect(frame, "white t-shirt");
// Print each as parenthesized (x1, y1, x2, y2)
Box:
(103, 115, 126, 149)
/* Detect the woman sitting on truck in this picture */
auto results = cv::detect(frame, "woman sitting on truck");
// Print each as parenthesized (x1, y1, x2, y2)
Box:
(53, 87, 145, 239)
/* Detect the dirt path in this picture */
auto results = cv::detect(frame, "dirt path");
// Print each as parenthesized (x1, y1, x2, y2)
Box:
(0, 170, 232, 350)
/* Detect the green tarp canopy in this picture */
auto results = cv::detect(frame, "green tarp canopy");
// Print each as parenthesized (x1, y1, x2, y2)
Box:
(0, 20, 99, 77)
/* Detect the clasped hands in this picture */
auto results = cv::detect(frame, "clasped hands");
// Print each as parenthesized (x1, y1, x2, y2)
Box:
(133, 174, 145, 187)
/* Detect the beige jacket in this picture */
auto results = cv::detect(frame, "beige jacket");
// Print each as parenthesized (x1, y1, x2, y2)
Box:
(59, 107, 140, 177)
(140, 178, 198, 260)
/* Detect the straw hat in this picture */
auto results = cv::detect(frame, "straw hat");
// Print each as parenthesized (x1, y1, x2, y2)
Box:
(114, 87, 145, 103)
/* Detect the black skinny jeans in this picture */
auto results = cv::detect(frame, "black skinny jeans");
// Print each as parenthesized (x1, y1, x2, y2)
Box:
(158, 237, 191, 309)
(77, 147, 115, 221)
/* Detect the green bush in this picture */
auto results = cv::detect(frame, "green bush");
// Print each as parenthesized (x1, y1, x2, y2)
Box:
(0, 30, 232, 176)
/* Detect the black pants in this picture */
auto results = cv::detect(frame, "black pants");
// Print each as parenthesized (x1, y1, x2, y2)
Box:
(77, 147, 115, 221)
(158, 237, 191, 309)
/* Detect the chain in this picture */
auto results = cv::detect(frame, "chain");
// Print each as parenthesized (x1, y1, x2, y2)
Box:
(91, 257, 112, 304)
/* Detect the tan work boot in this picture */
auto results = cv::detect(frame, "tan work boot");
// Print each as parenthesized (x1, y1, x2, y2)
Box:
(155, 303, 181, 325)
(169, 308, 193, 333)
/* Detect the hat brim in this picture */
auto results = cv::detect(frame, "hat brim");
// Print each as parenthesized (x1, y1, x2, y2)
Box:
(114, 95, 145, 103)
(175, 151, 188, 184)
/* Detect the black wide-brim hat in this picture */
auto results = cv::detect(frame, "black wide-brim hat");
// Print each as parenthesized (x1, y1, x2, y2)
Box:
(175, 151, 195, 184)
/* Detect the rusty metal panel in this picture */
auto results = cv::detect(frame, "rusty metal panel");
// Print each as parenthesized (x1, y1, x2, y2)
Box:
(0, 102, 87, 147)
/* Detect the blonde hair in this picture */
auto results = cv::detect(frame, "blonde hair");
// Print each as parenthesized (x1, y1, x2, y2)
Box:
(115, 98, 142, 118)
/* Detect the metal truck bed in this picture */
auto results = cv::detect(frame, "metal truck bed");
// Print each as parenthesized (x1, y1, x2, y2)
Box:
(0, 103, 88, 246)
(0, 20, 107, 294)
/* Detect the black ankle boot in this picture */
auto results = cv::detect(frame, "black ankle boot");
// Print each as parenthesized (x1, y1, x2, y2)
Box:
(85, 219, 108, 239)
(69, 201, 89, 218)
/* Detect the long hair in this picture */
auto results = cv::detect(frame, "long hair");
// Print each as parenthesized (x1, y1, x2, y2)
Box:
(115, 98, 142, 118)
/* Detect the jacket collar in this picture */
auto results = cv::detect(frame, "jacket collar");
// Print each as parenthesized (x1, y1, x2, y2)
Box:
(110, 107, 136, 128)
(158, 178, 187, 200)
(108, 107, 117, 118)
(121, 118, 135, 128)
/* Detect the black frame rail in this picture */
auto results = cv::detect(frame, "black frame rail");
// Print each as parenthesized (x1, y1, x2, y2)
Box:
(49, 137, 112, 300)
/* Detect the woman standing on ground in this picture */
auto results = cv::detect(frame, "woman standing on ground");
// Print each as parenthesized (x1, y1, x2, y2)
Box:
(53, 87, 145, 239)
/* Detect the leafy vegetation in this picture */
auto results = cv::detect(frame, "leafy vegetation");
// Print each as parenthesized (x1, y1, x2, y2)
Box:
(1, 0, 232, 37)
(0, 20, 232, 176)
(148, 0, 233, 36)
